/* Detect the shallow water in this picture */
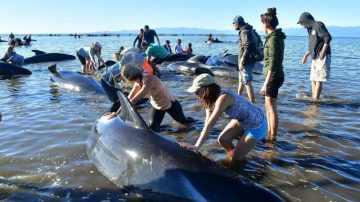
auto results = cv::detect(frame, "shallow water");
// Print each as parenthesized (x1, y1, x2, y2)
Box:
(0, 35, 359, 201)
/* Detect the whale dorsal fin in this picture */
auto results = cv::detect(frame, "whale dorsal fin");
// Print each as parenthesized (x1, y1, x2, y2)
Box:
(117, 91, 149, 130)
(32, 50, 46, 55)
(48, 64, 63, 79)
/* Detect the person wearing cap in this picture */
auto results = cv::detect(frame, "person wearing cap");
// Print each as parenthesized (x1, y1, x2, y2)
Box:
(182, 74, 267, 161)
(232, 15, 257, 103)
(76, 42, 106, 74)
(174, 39, 183, 54)
(298, 12, 332, 100)
(1, 45, 24, 67)
(163, 40, 172, 54)
(109, 63, 192, 132)
(142, 25, 160, 45)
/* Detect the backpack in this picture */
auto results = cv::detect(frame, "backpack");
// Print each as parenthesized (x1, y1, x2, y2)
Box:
(250, 29, 264, 61)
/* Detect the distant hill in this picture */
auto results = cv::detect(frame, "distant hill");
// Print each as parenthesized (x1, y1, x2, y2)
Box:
(101, 26, 360, 37)
(2, 26, 358, 37)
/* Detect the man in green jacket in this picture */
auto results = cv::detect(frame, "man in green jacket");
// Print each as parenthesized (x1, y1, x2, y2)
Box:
(233, 15, 256, 103)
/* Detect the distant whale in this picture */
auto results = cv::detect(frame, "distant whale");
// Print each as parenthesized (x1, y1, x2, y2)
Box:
(48, 64, 104, 94)
(0, 61, 32, 77)
(87, 90, 284, 202)
(168, 55, 238, 78)
(153, 53, 193, 65)
(24, 50, 76, 65)
(169, 55, 262, 78)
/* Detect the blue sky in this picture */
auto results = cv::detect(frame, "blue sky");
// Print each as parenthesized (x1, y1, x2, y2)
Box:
(1, 0, 359, 34)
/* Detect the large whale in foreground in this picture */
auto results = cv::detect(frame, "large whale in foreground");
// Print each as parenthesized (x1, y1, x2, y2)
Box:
(87, 91, 283, 201)
(24, 50, 76, 65)
(0, 61, 32, 77)
(48, 64, 104, 94)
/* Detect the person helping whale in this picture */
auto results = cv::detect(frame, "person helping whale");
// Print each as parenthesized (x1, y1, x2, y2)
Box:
(181, 74, 267, 161)
(76, 42, 107, 74)
(1, 45, 24, 67)
(141, 41, 165, 75)
(108, 63, 193, 132)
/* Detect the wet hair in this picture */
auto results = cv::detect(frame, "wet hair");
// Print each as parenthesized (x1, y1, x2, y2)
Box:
(144, 25, 149, 29)
(121, 63, 143, 82)
(261, 7, 279, 28)
(196, 83, 221, 109)
(140, 28, 144, 33)
(188, 43, 192, 47)
(177, 39, 181, 43)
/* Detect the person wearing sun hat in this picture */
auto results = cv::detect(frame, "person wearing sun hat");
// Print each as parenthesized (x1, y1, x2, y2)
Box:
(182, 73, 267, 161)
(76, 41, 107, 74)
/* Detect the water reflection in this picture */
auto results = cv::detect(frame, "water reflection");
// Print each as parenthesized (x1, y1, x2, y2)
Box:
(302, 103, 320, 132)
(49, 84, 61, 102)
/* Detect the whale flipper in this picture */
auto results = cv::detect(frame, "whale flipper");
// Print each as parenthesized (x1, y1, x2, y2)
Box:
(32, 50, 46, 55)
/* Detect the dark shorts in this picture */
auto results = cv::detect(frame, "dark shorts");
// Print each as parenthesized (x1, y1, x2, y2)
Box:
(76, 51, 86, 66)
(266, 77, 284, 98)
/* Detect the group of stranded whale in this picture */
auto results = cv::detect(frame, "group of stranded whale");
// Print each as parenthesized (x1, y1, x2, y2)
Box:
(0, 19, 290, 200)
(0, 45, 283, 201)
(0, 49, 76, 77)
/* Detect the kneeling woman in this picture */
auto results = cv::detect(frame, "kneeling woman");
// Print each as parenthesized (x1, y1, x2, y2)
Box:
(183, 74, 267, 161)
(111, 64, 191, 132)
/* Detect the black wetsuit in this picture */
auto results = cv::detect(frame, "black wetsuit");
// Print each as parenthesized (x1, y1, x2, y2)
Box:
(133, 34, 143, 48)
(149, 100, 189, 132)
